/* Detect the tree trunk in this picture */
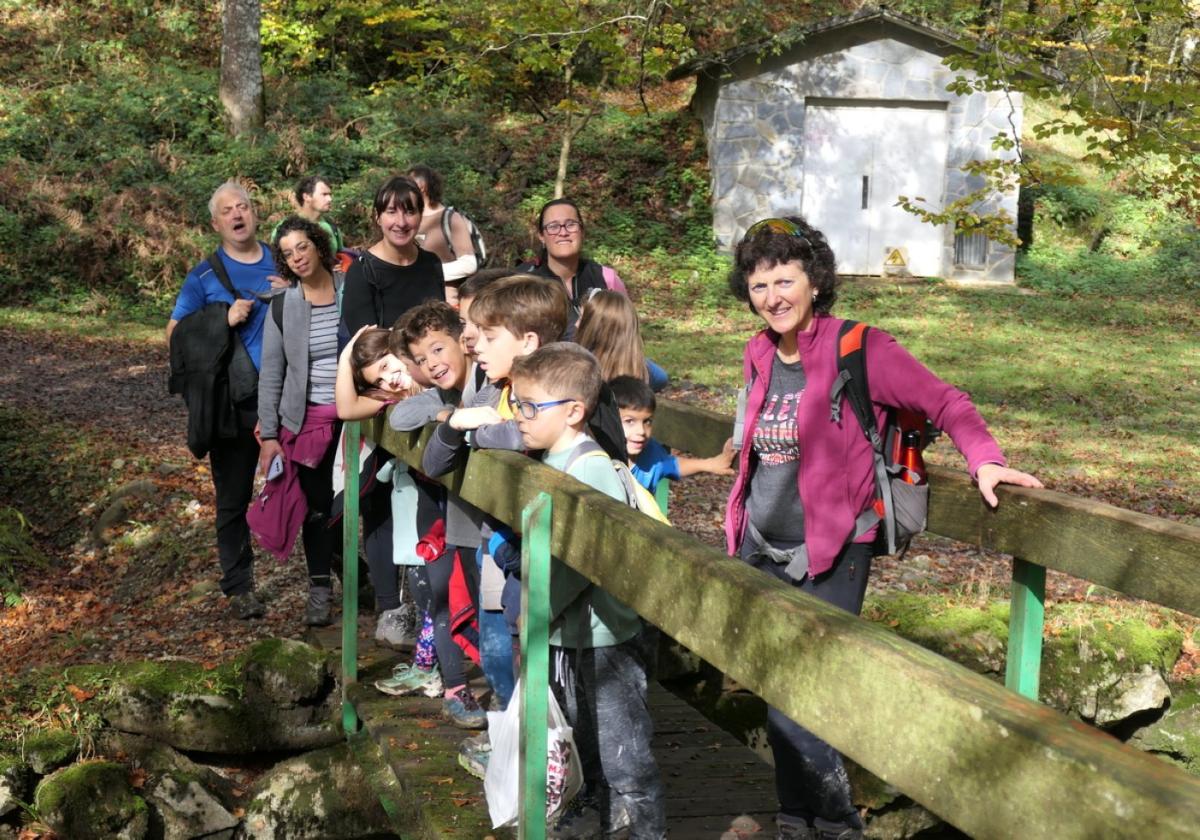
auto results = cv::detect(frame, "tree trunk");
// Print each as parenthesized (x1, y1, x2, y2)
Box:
(553, 64, 575, 199)
(220, 0, 264, 137)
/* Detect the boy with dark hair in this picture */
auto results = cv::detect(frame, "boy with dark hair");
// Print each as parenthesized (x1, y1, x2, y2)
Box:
(374, 301, 485, 725)
(608, 375, 735, 498)
(508, 343, 666, 839)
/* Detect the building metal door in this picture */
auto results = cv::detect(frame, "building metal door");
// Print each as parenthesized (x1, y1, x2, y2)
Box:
(800, 100, 948, 276)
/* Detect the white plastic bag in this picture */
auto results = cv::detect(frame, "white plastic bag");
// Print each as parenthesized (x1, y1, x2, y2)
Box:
(484, 678, 583, 828)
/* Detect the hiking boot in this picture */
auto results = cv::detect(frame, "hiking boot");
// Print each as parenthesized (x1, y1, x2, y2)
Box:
(442, 687, 487, 729)
(775, 815, 814, 840)
(374, 604, 417, 647)
(374, 664, 443, 698)
(457, 731, 491, 779)
(548, 802, 603, 839)
(811, 819, 861, 840)
(228, 591, 265, 620)
(304, 586, 333, 627)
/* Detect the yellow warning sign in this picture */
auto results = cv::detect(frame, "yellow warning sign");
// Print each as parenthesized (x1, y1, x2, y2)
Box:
(884, 248, 907, 267)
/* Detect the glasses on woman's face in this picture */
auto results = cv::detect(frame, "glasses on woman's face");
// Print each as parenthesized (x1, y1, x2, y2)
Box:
(744, 218, 810, 247)
(542, 219, 581, 235)
(281, 239, 313, 262)
(507, 393, 574, 420)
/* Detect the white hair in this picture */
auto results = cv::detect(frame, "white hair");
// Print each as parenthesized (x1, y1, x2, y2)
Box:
(208, 180, 254, 219)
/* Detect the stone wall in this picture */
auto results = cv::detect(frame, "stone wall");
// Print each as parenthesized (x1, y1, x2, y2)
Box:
(701, 29, 1022, 282)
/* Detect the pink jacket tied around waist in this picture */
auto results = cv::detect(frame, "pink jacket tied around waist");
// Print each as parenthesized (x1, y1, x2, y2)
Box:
(723, 315, 1006, 577)
(248, 403, 340, 562)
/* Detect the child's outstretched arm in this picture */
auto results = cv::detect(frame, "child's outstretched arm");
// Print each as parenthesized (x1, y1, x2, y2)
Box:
(676, 437, 736, 478)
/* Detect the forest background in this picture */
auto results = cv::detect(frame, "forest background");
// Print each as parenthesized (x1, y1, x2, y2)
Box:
(0, 0, 1197, 644)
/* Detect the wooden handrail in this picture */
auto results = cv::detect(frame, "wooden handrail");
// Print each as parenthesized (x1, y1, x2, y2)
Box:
(363, 415, 1200, 839)
(650, 398, 1200, 618)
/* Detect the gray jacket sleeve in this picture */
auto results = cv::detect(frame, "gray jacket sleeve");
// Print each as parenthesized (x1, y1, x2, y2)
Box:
(389, 389, 454, 432)
(421, 421, 468, 477)
(257, 304, 285, 440)
(471, 419, 524, 451)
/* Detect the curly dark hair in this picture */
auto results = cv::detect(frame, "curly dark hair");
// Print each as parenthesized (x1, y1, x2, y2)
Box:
(271, 215, 336, 283)
(392, 300, 463, 357)
(727, 216, 839, 316)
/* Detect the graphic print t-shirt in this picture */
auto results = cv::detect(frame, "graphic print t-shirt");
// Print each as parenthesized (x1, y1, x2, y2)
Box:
(747, 354, 806, 545)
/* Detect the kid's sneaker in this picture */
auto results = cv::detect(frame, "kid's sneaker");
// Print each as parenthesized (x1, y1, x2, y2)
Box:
(374, 664, 443, 698)
(441, 687, 487, 729)
(457, 731, 491, 779)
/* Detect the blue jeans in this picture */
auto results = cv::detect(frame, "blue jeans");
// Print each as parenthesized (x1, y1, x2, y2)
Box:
(476, 547, 515, 709)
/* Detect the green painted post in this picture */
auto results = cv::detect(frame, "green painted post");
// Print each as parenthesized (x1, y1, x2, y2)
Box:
(654, 478, 670, 516)
(341, 420, 361, 736)
(518, 492, 552, 840)
(1005, 557, 1046, 700)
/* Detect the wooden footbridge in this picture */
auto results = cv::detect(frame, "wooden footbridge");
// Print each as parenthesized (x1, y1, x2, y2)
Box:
(326, 397, 1200, 839)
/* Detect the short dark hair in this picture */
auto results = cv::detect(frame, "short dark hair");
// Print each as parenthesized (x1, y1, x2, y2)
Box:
(393, 300, 463, 356)
(510, 343, 602, 416)
(468, 276, 569, 346)
(271, 215, 335, 283)
(294, 175, 328, 206)
(727, 216, 839, 316)
(609, 375, 655, 413)
(372, 176, 424, 218)
(407, 164, 443, 206)
(459, 267, 513, 301)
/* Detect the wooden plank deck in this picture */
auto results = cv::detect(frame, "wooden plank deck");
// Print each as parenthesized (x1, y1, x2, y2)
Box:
(310, 624, 778, 838)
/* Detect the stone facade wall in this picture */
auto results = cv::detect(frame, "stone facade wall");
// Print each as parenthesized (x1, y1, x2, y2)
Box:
(704, 32, 1022, 282)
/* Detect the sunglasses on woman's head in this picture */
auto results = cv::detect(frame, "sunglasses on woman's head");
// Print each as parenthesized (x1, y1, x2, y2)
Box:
(744, 218, 811, 247)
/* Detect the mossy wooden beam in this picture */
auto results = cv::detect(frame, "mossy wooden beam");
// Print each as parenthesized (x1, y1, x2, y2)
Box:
(374, 420, 1200, 839)
(649, 399, 1200, 618)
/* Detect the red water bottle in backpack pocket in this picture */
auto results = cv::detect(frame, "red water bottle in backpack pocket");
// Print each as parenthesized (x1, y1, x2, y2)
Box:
(898, 428, 926, 485)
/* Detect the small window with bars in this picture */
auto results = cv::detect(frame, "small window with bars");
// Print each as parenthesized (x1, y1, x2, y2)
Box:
(954, 231, 988, 268)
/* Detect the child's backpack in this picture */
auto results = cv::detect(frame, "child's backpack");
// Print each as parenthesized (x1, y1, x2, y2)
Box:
(441, 206, 489, 267)
(829, 320, 939, 556)
(564, 439, 670, 525)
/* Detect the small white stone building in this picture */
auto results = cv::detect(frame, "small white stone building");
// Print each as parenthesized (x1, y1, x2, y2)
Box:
(676, 8, 1023, 282)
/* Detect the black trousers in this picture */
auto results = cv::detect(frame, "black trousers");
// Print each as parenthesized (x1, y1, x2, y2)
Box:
(743, 538, 873, 830)
(296, 419, 341, 587)
(208, 404, 259, 597)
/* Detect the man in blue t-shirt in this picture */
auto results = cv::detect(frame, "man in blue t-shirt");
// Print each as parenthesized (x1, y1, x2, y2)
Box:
(166, 181, 282, 620)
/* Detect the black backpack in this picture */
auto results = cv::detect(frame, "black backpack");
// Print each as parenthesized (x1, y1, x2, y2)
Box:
(829, 321, 939, 556)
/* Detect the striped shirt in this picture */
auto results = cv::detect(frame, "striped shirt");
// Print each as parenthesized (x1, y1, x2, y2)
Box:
(307, 302, 340, 404)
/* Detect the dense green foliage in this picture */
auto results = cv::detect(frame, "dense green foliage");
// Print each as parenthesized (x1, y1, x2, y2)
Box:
(0, 0, 1195, 306)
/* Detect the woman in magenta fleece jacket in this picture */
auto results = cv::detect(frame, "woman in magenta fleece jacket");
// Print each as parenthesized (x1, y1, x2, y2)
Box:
(723, 217, 1041, 840)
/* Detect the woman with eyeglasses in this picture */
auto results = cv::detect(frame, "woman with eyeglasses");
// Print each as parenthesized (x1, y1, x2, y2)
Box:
(252, 216, 347, 627)
(517, 198, 627, 338)
(723, 216, 1041, 840)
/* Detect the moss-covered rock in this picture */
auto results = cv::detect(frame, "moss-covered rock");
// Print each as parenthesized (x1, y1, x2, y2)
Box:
(241, 741, 394, 839)
(34, 760, 149, 839)
(242, 638, 331, 707)
(1128, 686, 1200, 775)
(863, 593, 1010, 675)
(0, 753, 32, 818)
(23, 729, 78, 775)
(101, 640, 340, 754)
(1039, 604, 1182, 726)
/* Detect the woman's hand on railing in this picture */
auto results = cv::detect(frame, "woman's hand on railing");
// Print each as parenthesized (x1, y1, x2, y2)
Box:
(975, 463, 1043, 508)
